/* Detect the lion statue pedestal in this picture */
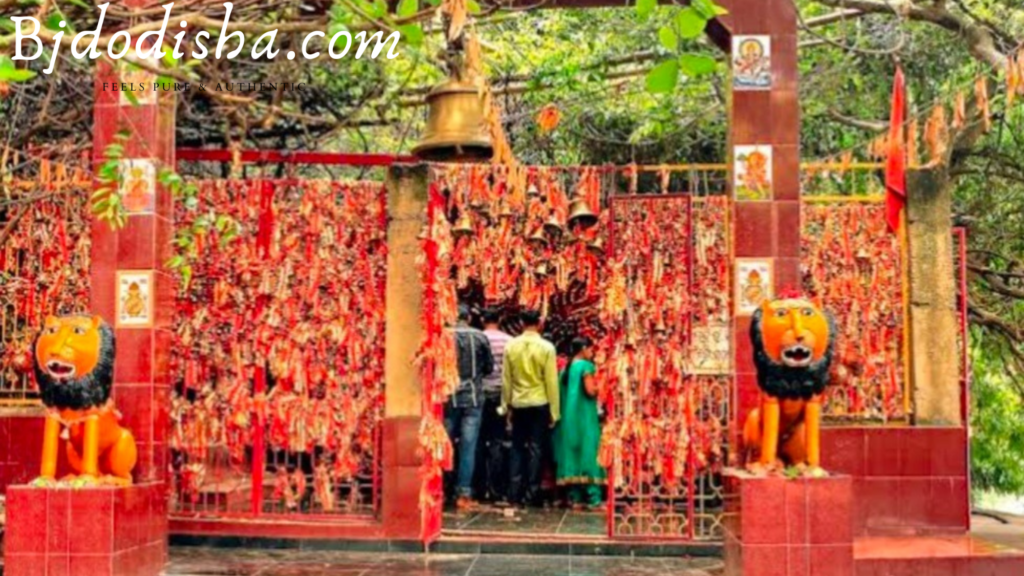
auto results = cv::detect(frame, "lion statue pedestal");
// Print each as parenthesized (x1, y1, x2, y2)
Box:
(2, 315, 166, 576)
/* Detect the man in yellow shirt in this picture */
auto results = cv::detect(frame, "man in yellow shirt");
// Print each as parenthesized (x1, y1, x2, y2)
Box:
(501, 309, 559, 507)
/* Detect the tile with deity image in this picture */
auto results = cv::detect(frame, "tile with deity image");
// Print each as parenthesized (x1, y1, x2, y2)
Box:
(116, 270, 154, 328)
(733, 145, 773, 201)
(118, 48, 158, 106)
(689, 324, 732, 374)
(735, 258, 773, 316)
(732, 35, 772, 90)
(119, 159, 157, 215)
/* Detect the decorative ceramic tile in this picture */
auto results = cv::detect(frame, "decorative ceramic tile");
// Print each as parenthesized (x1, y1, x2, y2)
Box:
(119, 159, 156, 214)
(735, 258, 773, 316)
(117, 270, 154, 328)
(734, 145, 773, 201)
(690, 324, 732, 374)
(732, 35, 771, 90)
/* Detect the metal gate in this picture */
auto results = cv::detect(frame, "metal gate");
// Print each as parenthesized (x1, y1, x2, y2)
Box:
(602, 194, 732, 540)
(168, 178, 386, 521)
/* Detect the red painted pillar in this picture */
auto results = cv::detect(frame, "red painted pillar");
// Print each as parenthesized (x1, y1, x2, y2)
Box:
(720, 0, 801, 427)
(89, 48, 174, 564)
(92, 58, 175, 486)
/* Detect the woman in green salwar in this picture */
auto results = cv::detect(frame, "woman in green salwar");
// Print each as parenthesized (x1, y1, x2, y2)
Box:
(554, 337, 606, 509)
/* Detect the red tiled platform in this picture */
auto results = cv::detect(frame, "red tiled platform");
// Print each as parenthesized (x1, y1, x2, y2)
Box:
(723, 472, 854, 576)
(854, 535, 1024, 576)
(821, 427, 969, 536)
(3, 483, 167, 576)
(0, 414, 47, 495)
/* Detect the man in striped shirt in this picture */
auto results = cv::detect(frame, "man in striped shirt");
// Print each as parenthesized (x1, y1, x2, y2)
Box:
(478, 307, 513, 504)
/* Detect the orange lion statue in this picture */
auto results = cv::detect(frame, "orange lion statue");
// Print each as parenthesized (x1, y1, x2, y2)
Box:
(742, 296, 836, 476)
(33, 315, 137, 486)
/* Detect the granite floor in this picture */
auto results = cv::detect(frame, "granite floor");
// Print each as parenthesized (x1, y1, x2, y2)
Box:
(444, 508, 607, 536)
(166, 548, 724, 576)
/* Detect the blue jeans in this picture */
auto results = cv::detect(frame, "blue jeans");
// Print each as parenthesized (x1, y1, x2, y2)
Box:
(444, 403, 483, 498)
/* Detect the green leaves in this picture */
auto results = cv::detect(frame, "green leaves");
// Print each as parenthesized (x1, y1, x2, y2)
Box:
(396, 0, 418, 18)
(642, 0, 722, 94)
(398, 24, 424, 46)
(675, 7, 706, 39)
(645, 59, 679, 93)
(0, 55, 36, 82)
(635, 0, 656, 20)
(658, 26, 678, 52)
(691, 0, 728, 19)
(678, 53, 717, 76)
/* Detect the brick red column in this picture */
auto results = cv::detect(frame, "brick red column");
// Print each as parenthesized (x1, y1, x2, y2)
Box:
(91, 55, 175, 485)
(720, 0, 801, 427)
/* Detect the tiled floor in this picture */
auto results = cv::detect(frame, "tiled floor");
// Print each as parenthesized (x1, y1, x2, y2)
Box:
(444, 508, 607, 536)
(165, 548, 724, 576)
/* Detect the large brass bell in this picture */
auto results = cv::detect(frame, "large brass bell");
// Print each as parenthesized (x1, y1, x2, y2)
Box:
(452, 212, 474, 238)
(413, 80, 494, 162)
(587, 237, 605, 257)
(567, 196, 598, 230)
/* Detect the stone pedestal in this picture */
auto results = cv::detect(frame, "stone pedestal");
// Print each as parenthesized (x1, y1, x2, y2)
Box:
(724, 471, 853, 576)
(3, 484, 167, 576)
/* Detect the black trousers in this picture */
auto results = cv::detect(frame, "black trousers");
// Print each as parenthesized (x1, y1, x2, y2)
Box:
(478, 395, 509, 501)
(508, 404, 549, 506)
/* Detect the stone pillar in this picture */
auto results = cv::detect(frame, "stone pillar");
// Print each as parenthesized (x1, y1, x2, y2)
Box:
(381, 164, 429, 539)
(720, 0, 801, 427)
(906, 167, 960, 425)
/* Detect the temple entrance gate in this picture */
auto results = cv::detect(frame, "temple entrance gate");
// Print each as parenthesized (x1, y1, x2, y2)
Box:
(604, 192, 732, 540)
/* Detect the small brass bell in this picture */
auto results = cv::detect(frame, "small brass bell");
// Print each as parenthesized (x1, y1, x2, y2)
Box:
(527, 182, 541, 198)
(535, 263, 550, 277)
(497, 203, 514, 220)
(474, 202, 492, 223)
(452, 212, 474, 238)
(528, 227, 548, 247)
(653, 313, 667, 334)
(544, 213, 564, 237)
(587, 237, 605, 257)
(567, 196, 598, 230)
(413, 80, 494, 162)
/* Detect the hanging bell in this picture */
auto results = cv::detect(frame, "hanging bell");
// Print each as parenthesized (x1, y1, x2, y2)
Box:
(527, 182, 541, 198)
(653, 312, 668, 334)
(452, 212, 474, 238)
(497, 202, 514, 221)
(535, 263, 550, 277)
(567, 196, 598, 230)
(544, 213, 564, 237)
(474, 202, 492, 223)
(528, 227, 548, 247)
(587, 237, 605, 257)
(412, 79, 494, 162)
